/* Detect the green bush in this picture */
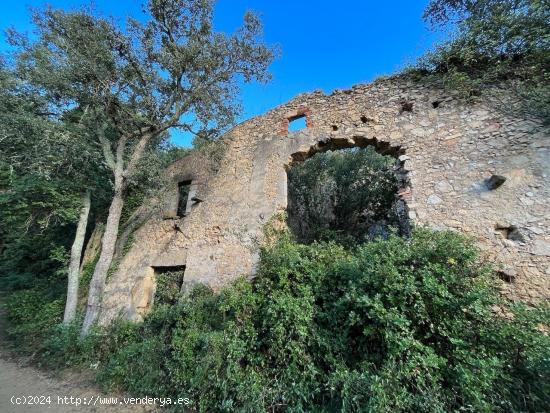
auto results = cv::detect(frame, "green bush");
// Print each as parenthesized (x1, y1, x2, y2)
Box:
(155, 269, 185, 305)
(41, 228, 547, 412)
(287, 147, 403, 245)
(36, 316, 140, 369)
(4, 289, 64, 348)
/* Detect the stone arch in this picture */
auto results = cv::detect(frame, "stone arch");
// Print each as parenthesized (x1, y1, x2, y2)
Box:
(286, 134, 405, 166)
(284, 134, 413, 239)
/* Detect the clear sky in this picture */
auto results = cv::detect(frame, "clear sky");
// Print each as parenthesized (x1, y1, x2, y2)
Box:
(0, 1, 444, 147)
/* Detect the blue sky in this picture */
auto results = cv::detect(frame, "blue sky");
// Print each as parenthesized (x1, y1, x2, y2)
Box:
(0, 1, 444, 147)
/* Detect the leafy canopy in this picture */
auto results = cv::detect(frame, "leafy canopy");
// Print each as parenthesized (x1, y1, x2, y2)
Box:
(419, 0, 550, 119)
(9, 0, 275, 142)
(0, 65, 106, 291)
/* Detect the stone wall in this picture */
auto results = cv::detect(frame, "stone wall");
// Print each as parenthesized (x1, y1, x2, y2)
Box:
(98, 75, 550, 325)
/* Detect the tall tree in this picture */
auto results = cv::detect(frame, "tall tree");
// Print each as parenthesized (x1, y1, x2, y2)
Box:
(10, 0, 275, 335)
(0, 65, 107, 321)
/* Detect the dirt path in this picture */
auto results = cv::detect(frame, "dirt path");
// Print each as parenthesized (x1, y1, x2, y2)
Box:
(0, 296, 156, 412)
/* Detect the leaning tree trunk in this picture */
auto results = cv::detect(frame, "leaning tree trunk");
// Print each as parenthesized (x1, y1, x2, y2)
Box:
(80, 185, 124, 336)
(63, 190, 91, 324)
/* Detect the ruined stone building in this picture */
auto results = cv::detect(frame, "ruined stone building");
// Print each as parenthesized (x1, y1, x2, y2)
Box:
(97, 76, 550, 325)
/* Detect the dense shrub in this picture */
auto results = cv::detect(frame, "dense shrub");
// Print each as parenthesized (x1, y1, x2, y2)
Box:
(3, 246, 70, 349)
(287, 148, 403, 245)
(25, 228, 548, 412)
(155, 269, 185, 305)
(4, 289, 64, 348)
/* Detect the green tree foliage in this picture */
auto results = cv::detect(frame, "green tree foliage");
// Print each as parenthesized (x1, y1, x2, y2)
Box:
(419, 0, 550, 120)
(0, 176, 80, 290)
(287, 148, 402, 245)
(7, 0, 275, 334)
(0, 60, 195, 324)
(0, 65, 104, 291)
(26, 229, 549, 412)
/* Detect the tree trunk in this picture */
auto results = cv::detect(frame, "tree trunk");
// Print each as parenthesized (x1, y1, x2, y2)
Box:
(80, 185, 124, 336)
(63, 190, 91, 324)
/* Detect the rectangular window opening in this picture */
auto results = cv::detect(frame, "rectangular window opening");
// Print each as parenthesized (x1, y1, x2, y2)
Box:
(288, 115, 307, 132)
(177, 180, 192, 217)
(153, 265, 185, 305)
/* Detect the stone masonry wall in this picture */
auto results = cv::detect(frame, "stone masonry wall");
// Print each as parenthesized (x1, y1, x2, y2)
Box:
(98, 75, 550, 325)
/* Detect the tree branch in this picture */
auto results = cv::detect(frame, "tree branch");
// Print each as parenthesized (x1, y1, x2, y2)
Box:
(123, 132, 150, 179)
(115, 133, 128, 183)
(98, 122, 116, 172)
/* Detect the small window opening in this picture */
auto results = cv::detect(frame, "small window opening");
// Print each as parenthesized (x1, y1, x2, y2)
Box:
(332, 125, 338, 131)
(153, 265, 185, 305)
(177, 180, 192, 217)
(288, 115, 307, 132)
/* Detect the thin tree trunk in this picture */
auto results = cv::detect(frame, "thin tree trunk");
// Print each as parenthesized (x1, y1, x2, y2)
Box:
(80, 185, 124, 336)
(63, 190, 91, 324)
(80, 131, 153, 336)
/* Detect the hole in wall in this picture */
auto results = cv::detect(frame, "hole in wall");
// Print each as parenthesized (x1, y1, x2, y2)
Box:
(332, 125, 338, 131)
(432, 100, 441, 109)
(486, 175, 506, 190)
(400, 101, 414, 114)
(286, 138, 410, 246)
(497, 268, 517, 283)
(360, 116, 371, 124)
(495, 224, 525, 242)
(288, 115, 307, 132)
(153, 265, 185, 306)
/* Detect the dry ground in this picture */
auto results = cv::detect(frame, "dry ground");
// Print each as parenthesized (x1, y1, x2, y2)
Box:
(0, 296, 156, 413)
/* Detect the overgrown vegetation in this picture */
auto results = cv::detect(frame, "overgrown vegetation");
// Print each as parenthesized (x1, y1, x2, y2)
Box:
(417, 0, 550, 121)
(5, 144, 547, 410)
(6, 228, 548, 412)
(2, 0, 275, 335)
(287, 148, 404, 245)
(1, 1, 549, 411)
(155, 269, 185, 306)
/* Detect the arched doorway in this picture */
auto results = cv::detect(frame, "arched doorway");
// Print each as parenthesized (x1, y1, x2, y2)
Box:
(285, 136, 411, 244)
